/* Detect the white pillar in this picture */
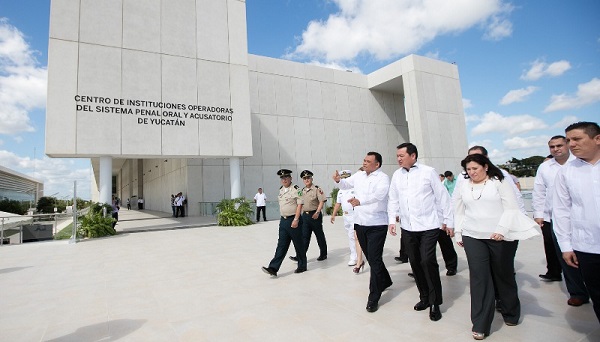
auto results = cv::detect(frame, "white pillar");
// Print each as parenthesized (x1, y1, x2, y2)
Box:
(229, 157, 241, 199)
(99, 156, 112, 204)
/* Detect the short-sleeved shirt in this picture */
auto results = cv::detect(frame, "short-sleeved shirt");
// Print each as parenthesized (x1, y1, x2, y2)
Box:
(254, 193, 267, 206)
(279, 184, 303, 216)
(302, 185, 327, 211)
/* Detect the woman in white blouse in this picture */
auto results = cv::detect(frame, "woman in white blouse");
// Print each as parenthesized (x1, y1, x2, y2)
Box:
(454, 154, 538, 340)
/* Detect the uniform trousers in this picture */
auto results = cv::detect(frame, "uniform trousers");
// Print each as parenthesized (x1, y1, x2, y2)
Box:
(541, 221, 562, 277)
(355, 224, 392, 303)
(343, 215, 357, 262)
(574, 251, 600, 322)
(301, 211, 327, 258)
(268, 216, 307, 271)
(463, 236, 520, 334)
(438, 229, 458, 272)
(551, 230, 589, 301)
(403, 228, 443, 305)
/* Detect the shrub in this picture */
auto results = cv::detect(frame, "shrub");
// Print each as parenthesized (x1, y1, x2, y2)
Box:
(215, 197, 254, 226)
(78, 203, 116, 238)
(325, 188, 343, 216)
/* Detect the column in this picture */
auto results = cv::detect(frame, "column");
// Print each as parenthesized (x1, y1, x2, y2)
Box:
(230, 157, 241, 199)
(99, 156, 112, 204)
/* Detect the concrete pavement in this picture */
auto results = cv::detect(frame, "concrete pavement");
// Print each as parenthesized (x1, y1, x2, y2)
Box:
(0, 210, 598, 341)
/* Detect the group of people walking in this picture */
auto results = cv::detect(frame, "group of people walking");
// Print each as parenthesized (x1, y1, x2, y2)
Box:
(261, 121, 599, 339)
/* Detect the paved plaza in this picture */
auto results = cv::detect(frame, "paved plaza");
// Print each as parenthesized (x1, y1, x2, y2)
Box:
(0, 209, 598, 341)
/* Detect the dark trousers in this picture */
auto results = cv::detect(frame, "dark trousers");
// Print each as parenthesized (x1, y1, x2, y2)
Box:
(172, 205, 176, 217)
(355, 224, 392, 303)
(574, 251, 600, 322)
(111, 212, 118, 229)
(301, 211, 327, 257)
(552, 230, 589, 301)
(256, 206, 266, 221)
(176, 205, 185, 217)
(269, 217, 307, 271)
(438, 229, 458, 272)
(463, 236, 520, 334)
(541, 221, 562, 277)
(403, 228, 443, 305)
(397, 233, 409, 262)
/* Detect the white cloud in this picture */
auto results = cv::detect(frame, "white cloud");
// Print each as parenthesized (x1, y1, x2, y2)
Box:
(483, 15, 512, 41)
(471, 111, 548, 136)
(288, 0, 513, 62)
(552, 115, 578, 130)
(544, 78, 600, 112)
(500, 86, 538, 105)
(503, 135, 551, 150)
(0, 150, 91, 199)
(521, 59, 571, 81)
(0, 19, 47, 135)
(463, 98, 473, 109)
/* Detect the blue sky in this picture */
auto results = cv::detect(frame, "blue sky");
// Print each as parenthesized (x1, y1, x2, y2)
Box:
(1, 0, 599, 200)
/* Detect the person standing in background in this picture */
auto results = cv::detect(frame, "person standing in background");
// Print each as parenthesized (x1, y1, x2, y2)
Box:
(254, 188, 267, 222)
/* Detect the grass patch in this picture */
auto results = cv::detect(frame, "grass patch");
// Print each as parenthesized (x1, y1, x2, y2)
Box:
(54, 223, 74, 240)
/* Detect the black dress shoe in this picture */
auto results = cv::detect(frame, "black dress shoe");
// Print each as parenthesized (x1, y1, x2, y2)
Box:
(294, 268, 307, 274)
(394, 256, 408, 263)
(366, 301, 379, 312)
(289, 256, 298, 261)
(539, 274, 562, 282)
(414, 301, 428, 311)
(317, 255, 327, 261)
(429, 305, 442, 321)
(261, 266, 277, 277)
(446, 269, 457, 276)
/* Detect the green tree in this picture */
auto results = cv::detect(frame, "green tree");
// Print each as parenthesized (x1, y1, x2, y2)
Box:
(36, 196, 59, 214)
(0, 198, 28, 215)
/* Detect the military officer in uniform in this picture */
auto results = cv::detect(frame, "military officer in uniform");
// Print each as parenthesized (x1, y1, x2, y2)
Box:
(290, 170, 328, 262)
(262, 169, 307, 276)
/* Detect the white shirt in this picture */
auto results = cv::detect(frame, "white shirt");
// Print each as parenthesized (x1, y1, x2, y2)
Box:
(176, 195, 185, 206)
(387, 163, 453, 231)
(454, 169, 526, 214)
(254, 192, 267, 206)
(336, 188, 355, 215)
(552, 158, 600, 254)
(454, 178, 538, 242)
(532, 155, 576, 221)
(337, 169, 389, 226)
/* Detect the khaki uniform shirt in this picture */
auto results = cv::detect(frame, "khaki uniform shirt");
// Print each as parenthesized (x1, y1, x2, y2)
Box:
(279, 184, 303, 217)
(302, 185, 327, 211)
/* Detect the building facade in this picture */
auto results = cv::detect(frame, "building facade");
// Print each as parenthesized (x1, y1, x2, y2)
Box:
(47, 0, 468, 216)
(0, 165, 44, 206)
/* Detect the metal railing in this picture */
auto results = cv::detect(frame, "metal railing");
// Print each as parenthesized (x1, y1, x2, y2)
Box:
(0, 211, 85, 246)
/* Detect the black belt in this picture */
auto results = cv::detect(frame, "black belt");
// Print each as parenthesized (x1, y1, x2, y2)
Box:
(281, 215, 294, 219)
(303, 210, 317, 215)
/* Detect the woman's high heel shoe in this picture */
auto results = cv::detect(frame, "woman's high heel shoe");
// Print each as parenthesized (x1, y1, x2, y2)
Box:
(353, 261, 365, 274)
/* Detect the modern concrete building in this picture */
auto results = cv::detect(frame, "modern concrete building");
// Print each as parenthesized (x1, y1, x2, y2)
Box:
(46, 0, 468, 216)
(0, 165, 44, 206)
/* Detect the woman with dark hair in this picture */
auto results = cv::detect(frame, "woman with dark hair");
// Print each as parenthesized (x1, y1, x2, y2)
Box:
(454, 154, 538, 340)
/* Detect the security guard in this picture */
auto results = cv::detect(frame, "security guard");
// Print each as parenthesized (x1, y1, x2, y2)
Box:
(262, 169, 307, 276)
(290, 169, 328, 261)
